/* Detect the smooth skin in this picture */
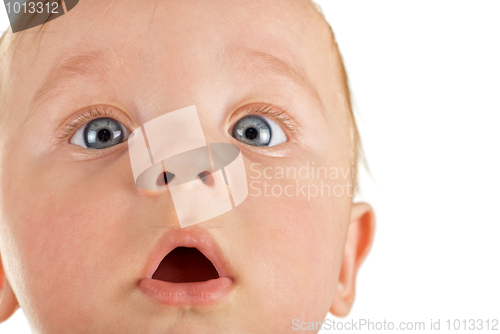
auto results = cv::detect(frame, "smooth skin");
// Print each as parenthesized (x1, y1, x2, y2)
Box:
(0, 0, 375, 333)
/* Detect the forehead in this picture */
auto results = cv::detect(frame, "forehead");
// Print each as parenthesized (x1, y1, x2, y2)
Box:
(11, 0, 330, 64)
(5, 0, 343, 125)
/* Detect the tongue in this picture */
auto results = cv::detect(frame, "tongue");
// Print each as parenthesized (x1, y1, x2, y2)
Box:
(152, 247, 220, 283)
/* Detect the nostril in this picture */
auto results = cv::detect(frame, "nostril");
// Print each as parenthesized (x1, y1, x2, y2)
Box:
(198, 171, 208, 182)
(198, 171, 214, 186)
(157, 171, 175, 186)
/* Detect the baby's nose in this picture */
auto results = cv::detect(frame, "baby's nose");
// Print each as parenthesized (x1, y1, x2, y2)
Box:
(136, 146, 215, 191)
(156, 170, 215, 188)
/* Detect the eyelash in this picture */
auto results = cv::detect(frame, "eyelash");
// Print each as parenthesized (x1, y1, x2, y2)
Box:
(237, 104, 298, 134)
(58, 104, 297, 141)
(57, 106, 116, 140)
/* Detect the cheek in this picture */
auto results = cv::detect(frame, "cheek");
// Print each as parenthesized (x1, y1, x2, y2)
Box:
(0, 147, 141, 327)
(236, 159, 350, 323)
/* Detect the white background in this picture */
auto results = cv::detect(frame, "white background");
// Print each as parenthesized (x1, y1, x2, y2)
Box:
(1, 1, 499, 333)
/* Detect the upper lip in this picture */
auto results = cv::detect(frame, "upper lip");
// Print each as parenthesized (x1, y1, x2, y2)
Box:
(142, 227, 234, 281)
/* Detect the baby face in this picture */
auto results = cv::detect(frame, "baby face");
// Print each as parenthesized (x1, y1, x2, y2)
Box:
(0, 0, 372, 332)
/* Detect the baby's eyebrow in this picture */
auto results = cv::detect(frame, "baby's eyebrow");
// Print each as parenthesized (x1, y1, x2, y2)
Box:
(27, 47, 324, 121)
(28, 48, 134, 113)
(231, 48, 322, 107)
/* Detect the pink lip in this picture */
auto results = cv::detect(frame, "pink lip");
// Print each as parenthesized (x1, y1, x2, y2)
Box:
(139, 228, 235, 306)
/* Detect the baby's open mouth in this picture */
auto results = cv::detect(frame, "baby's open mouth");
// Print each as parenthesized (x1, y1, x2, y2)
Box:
(151, 247, 220, 283)
(139, 229, 233, 305)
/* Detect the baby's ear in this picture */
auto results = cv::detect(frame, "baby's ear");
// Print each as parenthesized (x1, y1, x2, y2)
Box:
(330, 202, 375, 317)
(0, 254, 19, 323)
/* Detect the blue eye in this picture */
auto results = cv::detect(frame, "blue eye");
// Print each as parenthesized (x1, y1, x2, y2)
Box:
(70, 117, 130, 149)
(231, 115, 287, 147)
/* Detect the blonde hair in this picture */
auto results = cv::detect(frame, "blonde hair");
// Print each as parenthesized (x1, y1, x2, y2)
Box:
(311, 0, 365, 187)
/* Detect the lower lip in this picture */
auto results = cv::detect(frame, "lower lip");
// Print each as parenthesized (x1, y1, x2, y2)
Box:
(139, 277, 233, 306)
